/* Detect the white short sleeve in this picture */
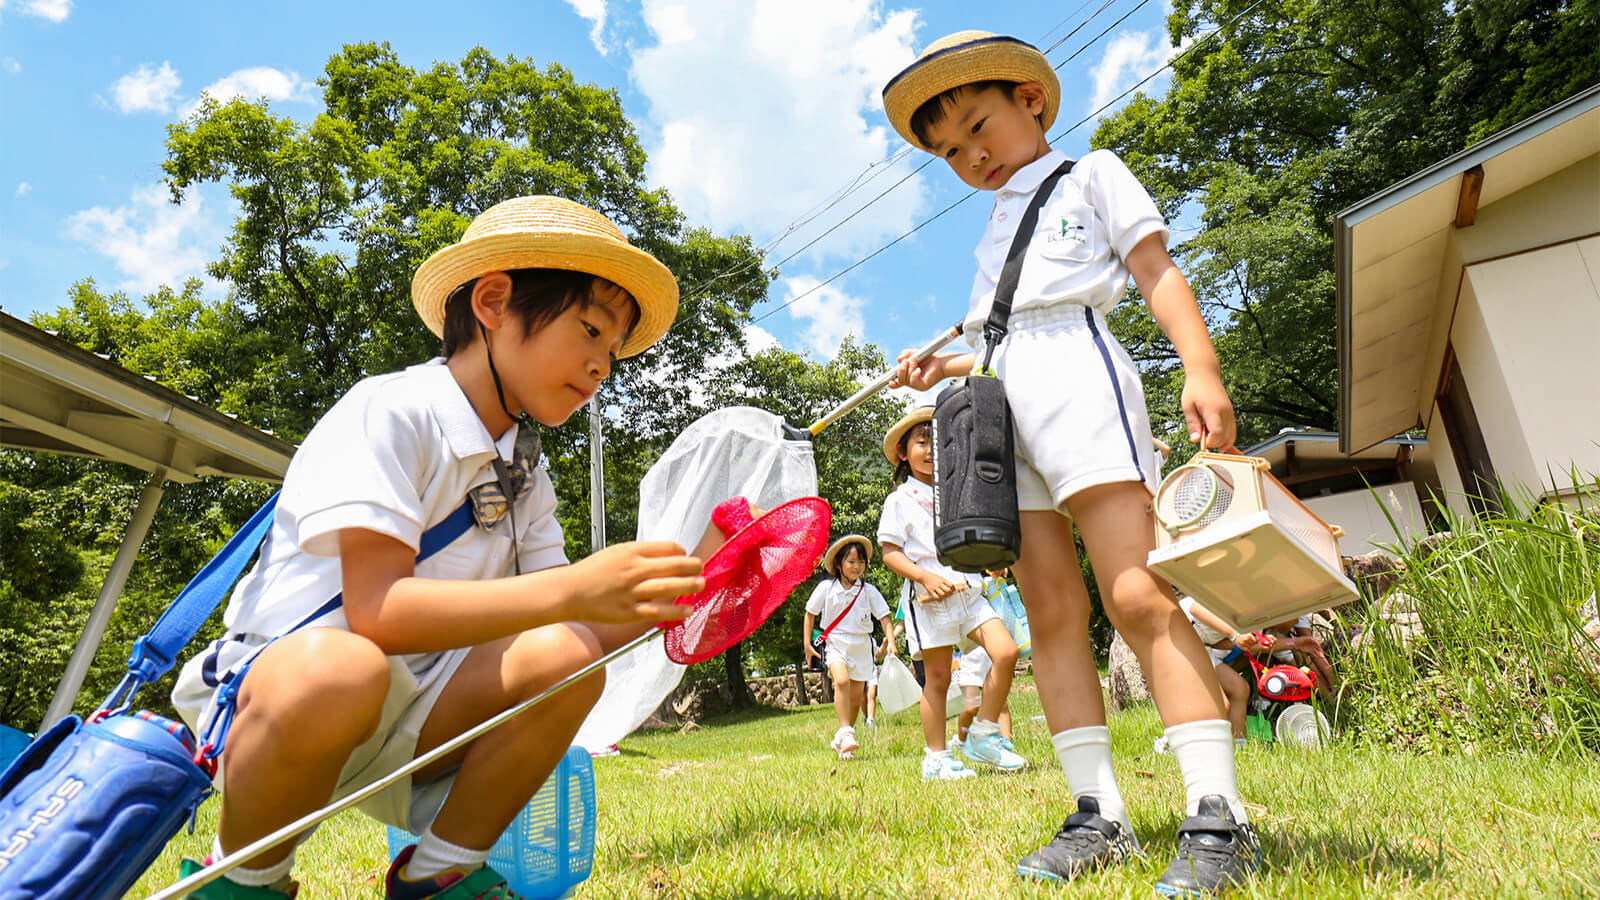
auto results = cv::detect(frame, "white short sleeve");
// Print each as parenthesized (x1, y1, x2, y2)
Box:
(867, 584, 891, 620)
(876, 492, 912, 549)
(292, 386, 429, 557)
(1080, 149, 1169, 261)
(516, 469, 569, 572)
(804, 581, 828, 616)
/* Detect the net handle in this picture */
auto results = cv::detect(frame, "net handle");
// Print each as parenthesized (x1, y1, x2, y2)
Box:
(1196, 424, 1242, 456)
(806, 321, 963, 436)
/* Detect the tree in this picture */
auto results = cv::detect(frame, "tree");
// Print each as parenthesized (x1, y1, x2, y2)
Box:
(1094, 0, 1599, 445)
(4, 43, 769, 723)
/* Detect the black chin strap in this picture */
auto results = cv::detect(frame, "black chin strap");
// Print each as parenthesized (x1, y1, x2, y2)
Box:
(479, 321, 535, 432)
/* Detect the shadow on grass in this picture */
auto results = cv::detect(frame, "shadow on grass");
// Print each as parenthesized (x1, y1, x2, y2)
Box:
(1139, 811, 1446, 883)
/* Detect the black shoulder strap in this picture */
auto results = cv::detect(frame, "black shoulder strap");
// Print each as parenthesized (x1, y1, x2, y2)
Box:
(980, 158, 1077, 372)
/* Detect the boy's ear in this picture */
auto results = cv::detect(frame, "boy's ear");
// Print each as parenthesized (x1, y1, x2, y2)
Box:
(470, 271, 514, 330)
(1015, 81, 1048, 118)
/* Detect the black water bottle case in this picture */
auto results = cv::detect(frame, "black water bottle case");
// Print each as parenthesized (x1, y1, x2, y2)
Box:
(932, 375, 1020, 573)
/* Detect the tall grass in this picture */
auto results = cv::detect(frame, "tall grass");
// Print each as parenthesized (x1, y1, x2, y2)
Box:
(1339, 479, 1600, 757)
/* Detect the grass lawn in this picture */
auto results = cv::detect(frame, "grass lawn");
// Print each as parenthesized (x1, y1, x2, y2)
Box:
(132, 677, 1600, 898)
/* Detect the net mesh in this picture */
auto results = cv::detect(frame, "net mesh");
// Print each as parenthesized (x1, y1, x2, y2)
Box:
(1165, 464, 1233, 529)
(662, 497, 831, 665)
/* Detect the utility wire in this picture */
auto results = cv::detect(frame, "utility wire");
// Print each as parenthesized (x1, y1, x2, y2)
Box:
(746, 0, 1268, 327)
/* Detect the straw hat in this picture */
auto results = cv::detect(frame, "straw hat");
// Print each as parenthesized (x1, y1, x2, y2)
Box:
(883, 406, 934, 465)
(822, 534, 873, 573)
(881, 30, 1060, 150)
(411, 196, 679, 359)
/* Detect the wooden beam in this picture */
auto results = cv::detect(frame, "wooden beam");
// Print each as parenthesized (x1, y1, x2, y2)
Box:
(1285, 440, 1298, 477)
(1455, 164, 1484, 228)
(1278, 458, 1396, 487)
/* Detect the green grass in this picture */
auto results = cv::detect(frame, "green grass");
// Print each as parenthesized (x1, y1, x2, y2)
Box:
(130, 679, 1600, 898)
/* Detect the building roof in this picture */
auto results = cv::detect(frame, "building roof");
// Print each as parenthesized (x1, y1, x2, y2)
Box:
(1334, 85, 1600, 454)
(1, 312, 294, 483)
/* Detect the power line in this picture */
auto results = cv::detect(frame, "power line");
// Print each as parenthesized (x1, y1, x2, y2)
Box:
(671, 0, 1143, 312)
(747, 0, 1269, 328)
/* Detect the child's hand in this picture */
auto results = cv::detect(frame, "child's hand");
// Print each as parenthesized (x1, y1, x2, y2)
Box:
(569, 541, 703, 624)
(891, 350, 950, 391)
(1181, 372, 1236, 450)
(804, 642, 821, 662)
(917, 573, 959, 600)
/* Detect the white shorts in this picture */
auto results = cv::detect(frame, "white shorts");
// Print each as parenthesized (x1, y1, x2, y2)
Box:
(954, 645, 993, 688)
(823, 632, 876, 682)
(173, 631, 471, 834)
(903, 585, 998, 653)
(983, 304, 1161, 512)
(1206, 644, 1240, 667)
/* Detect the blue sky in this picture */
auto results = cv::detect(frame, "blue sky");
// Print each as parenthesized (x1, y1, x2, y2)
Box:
(0, 0, 1183, 375)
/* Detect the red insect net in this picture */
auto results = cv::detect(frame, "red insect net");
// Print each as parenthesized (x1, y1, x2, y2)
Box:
(661, 496, 832, 665)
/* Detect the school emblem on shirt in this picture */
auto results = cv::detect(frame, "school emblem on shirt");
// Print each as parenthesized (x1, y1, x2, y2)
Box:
(1041, 212, 1093, 261)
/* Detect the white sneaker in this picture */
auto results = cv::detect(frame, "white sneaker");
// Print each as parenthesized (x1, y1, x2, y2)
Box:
(830, 726, 859, 759)
(921, 749, 976, 781)
(961, 723, 1026, 771)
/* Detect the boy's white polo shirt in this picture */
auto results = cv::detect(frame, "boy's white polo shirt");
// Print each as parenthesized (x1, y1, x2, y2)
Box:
(220, 359, 567, 649)
(876, 478, 977, 600)
(804, 577, 890, 637)
(963, 148, 1169, 340)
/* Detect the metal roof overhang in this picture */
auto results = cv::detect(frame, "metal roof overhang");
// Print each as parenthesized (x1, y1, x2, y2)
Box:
(1334, 85, 1600, 454)
(1, 312, 294, 482)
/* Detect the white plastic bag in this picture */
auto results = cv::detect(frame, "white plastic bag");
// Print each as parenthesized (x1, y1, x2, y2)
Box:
(574, 407, 817, 752)
(875, 655, 920, 717)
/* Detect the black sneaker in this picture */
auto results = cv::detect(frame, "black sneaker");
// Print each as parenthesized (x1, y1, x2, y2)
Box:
(1016, 795, 1140, 882)
(1153, 795, 1262, 896)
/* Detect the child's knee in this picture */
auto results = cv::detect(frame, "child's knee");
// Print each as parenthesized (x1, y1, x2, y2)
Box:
(506, 624, 606, 702)
(832, 673, 853, 693)
(243, 631, 389, 736)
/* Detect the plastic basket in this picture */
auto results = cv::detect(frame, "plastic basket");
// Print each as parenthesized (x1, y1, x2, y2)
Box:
(386, 745, 595, 899)
(0, 724, 30, 774)
(1148, 449, 1359, 633)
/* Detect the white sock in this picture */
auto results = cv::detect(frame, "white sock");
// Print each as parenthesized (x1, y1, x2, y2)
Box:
(212, 836, 295, 887)
(1051, 725, 1137, 848)
(1165, 718, 1249, 824)
(969, 718, 1000, 739)
(402, 824, 490, 881)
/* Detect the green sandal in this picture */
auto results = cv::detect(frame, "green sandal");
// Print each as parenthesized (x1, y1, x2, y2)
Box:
(175, 857, 298, 899)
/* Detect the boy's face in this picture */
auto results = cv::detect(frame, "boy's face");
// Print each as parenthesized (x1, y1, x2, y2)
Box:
(501, 279, 637, 426)
(922, 83, 1051, 190)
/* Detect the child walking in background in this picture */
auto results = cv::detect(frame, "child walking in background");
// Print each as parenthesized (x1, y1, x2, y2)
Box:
(170, 196, 711, 900)
(877, 407, 1025, 780)
(802, 536, 895, 759)
(951, 645, 1015, 757)
(883, 32, 1259, 893)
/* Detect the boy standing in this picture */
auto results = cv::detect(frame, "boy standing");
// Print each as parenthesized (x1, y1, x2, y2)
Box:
(882, 32, 1260, 895)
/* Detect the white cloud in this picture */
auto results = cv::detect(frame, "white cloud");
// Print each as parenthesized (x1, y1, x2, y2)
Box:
(111, 62, 181, 114)
(631, 0, 928, 265)
(1087, 30, 1177, 116)
(2, 57, 21, 74)
(15, 182, 30, 198)
(182, 66, 314, 116)
(742, 323, 780, 355)
(779, 274, 865, 359)
(565, 0, 609, 54)
(0, 0, 72, 22)
(66, 183, 224, 292)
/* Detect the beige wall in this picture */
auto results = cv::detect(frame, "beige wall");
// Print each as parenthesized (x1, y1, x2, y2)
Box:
(1412, 154, 1600, 507)
(1304, 481, 1430, 556)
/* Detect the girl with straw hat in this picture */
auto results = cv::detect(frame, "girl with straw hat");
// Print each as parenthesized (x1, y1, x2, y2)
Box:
(881, 30, 1258, 895)
(876, 406, 1025, 781)
(802, 535, 895, 759)
(170, 195, 719, 900)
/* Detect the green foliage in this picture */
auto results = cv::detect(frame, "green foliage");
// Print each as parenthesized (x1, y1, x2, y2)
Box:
(1338, 482, 1600, 757)
(3, 42, 767, 722)
(1095, 0, 1600, 442)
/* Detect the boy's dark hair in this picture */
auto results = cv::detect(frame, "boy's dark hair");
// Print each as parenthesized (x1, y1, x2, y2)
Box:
(893, 421, 933, 484)
(910, 80, 1019, 149)
(830, 541, 869, 580)
(440, 268, 641, 357)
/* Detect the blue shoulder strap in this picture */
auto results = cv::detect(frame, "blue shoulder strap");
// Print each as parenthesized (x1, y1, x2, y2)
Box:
(107, 494, 476, 715)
